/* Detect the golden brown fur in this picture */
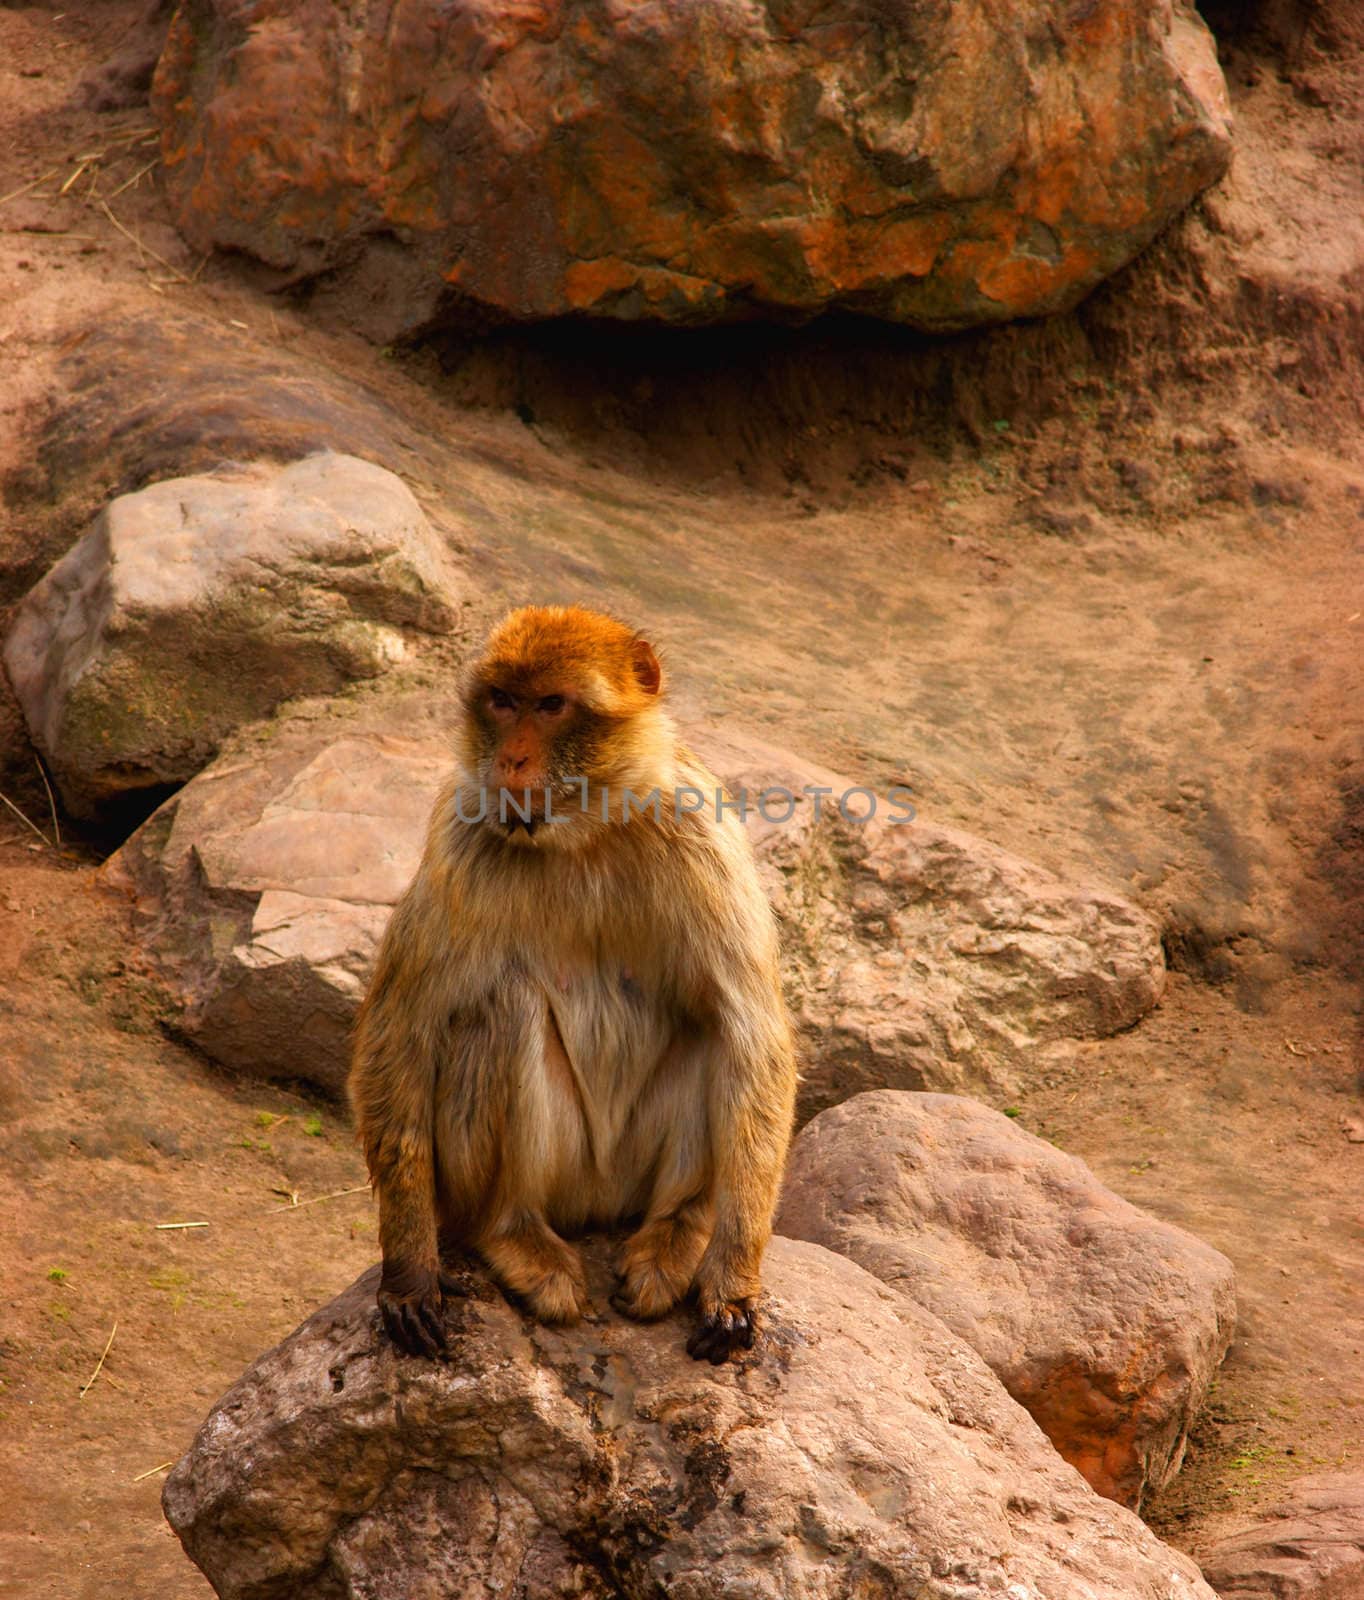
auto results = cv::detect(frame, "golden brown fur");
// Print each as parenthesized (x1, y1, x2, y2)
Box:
(349, 606, 797, 1362)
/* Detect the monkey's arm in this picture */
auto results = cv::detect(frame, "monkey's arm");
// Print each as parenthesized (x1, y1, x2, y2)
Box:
(687, 889, 797, 1364)
(349, 885, 458, 1359)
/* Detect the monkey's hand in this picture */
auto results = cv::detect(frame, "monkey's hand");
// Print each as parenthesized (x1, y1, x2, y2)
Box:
(377, 1260, 462, 1360)
(686, 1298, 757, 1365)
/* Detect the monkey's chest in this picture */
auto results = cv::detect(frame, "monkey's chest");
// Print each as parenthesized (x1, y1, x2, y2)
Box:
(535, 959, 676, 1162)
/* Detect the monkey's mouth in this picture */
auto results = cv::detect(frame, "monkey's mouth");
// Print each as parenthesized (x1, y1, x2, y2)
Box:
(492, 782, 588, 843)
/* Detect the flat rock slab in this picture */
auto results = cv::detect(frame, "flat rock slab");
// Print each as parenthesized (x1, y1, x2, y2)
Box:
(106, 694, 456, 1097)
(110, 715, 1164, 1103)
(1200, 1474, 1364, 1599)
(4, 452, 463, 818)
(153, 0, 1231, 339)
(775, 1090, 1236, 1510)
(162, 1236, 1217, 1600)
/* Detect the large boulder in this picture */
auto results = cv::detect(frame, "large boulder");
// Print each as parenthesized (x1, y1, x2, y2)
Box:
(152, 0, 1231, 340)
(162, 1236, 1217, 1600)
(774, 1090, 1236, 1511)
(108, 717, 1164, 1102)
(693, 729, 1165, 1115)
(1199, 1473, 1364, 1600)
(4, 453, 462, 818)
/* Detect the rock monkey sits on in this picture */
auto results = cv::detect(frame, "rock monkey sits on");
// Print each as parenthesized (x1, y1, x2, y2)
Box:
(350, 605, 797, 1364)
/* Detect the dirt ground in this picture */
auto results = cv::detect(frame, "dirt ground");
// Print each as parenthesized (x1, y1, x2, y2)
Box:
(0, 3, 1361, 1597)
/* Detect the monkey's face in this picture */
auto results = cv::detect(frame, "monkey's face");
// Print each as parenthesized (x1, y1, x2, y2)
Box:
(476, 680, 576, 844)
(457, 606, 667, 852)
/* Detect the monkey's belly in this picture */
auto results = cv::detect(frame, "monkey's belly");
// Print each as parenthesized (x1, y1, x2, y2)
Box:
(535, 975, 690, 1230)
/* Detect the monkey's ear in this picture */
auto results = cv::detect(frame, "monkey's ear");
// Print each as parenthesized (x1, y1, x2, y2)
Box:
(631, 638, 663, 696)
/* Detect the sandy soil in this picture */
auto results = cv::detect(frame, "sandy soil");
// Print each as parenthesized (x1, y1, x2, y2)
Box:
(0, 4, 1361, 1596)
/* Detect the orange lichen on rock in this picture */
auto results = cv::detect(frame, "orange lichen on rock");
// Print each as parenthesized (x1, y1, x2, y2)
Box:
(561, 256, 642, 307)
(796, 210, 953, 296)
(563, 259, 715, 315)
(975, 242, 1103, 313)
(152, 0, 1233, 337)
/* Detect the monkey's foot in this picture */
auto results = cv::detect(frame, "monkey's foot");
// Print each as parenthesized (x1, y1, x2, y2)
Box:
(686, 1298, 758, 1365)
(612, 1215, 707, 1322)
(483, 1227, 589, 1325)
(378, 1262, 464, 1360)
(610, 1269, 684, 1322)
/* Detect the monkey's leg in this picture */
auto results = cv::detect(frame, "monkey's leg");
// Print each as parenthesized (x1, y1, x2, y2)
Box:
(687, 1019, 796, 1365)
(473, 1001, 590, 1325)
(479, 1214, 589, 1324)
(611, 1047, 714, 1321)
(612, 1197, 711, 1322)
(352, 898, 461, 1361)
(365, 1134, 454, 1360)
(686, 1228, 763, 1364)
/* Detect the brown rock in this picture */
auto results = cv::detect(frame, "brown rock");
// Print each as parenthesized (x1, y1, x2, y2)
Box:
(694, 728, 1166, 1115)
(774, 1090, 1236, 1510)
(1200, 1474, 1364, 1600)
(4, 453, 461, 818)
(152, 0, 1231, 340)
(162, 1236, 1217, 1600)
(76, 0, 174, 112)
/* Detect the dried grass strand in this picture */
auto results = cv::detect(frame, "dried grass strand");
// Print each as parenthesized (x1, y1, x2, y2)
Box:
(99, 201, 190, 282)
(79, 1320, 118, 1399)
(0, 789, 52, 848)
(0, 167, 60, 208)
(33, 757, 61, 849)
(59, 159, 95, 196)
(107, 158, 159, 200)
(261, 1182, 372, 1216)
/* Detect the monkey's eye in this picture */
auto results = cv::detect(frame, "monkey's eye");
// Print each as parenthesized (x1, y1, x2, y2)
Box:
(488, 687, 516, 711)
(537, 694, 566, 715)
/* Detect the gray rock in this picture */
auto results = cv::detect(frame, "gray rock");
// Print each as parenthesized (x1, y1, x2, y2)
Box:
(1200, 1474, 1364, 1599)
(4, 452, 462, 817)
(162, 1236, 1217, 1600)
(775, 1090, 1236, 1511)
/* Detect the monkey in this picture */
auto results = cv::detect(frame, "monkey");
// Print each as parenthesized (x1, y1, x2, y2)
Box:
(349, 605, 797, 1365)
